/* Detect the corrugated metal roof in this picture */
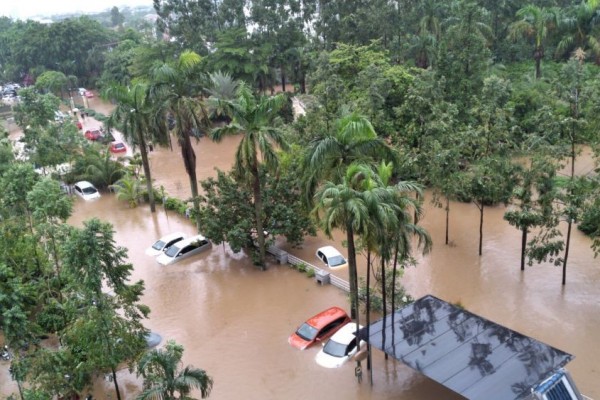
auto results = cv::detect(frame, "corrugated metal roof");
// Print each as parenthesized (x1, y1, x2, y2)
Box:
(358, 295, 573, 400)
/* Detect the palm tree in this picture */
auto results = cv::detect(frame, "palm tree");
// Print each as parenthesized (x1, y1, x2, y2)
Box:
(206, 71, 239, 122)
(82, 148, 124, 189)
(302, 112, 398, 207)
(137, 340, 213, 400)
(149, 51, 210, 230)
(313, 163, 372, 320)
(556, 0, 600, 60)
(105, 83, 167, 212)
(210, 84, 289, 268)
(112, 174, 144, 208)
(508, 5, 559, 78)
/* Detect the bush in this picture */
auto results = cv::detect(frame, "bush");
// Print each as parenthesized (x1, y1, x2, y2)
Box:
(579, 204, 600, 237)
(306, 268, 315, 278)
(296, 262, 307, 273)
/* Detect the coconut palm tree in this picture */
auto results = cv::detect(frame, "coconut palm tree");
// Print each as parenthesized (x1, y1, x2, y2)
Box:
(149, 51, 210, 230)
(206, 71, 240, 122)
(210, 84, 289, 269)
(555, 0, 600, 60)
(508, 5, 560, 78)
(137, 340, 213, 400)
(105, 83, 168, 212)
(302, 112, 398, 207)
(313, 163, 373, 320)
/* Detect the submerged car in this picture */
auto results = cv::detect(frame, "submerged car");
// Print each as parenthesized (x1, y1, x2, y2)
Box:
(315, 323, 365, 368)
(73, 181, 101, 201)
(85, 129, 103, 141)
(110, 141, 127, 154)
(145, 232, 187, 257)
(156, 234, 211, 266)
(288, 306, 351, 350)
(316, 246, 348, 269)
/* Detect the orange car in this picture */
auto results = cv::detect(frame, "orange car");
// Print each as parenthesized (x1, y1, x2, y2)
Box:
(288, 307, 351, 350)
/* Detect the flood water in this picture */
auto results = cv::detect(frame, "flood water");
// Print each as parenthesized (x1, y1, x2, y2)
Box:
(1, 97, 598, 399)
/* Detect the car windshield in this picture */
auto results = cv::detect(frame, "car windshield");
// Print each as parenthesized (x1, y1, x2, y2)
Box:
(164, 244, 181, 257)
(114, 143, 125, 149)
(82, 186, 97, 195)
(323, 339, 348, 358)
(295, 323, 318, 341)
(328, 255, 346, 266)
(152, 240, 166, 251)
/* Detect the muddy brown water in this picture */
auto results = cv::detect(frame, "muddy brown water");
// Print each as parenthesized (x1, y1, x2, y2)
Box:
(1, 98, 598, 399)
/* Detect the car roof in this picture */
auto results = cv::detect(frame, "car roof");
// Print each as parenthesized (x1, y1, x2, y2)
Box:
(317, 246, 343, 258)
(306, 306, 349, 329)
(329, 322, 362, 343)
(75, 181, 95, 188)
(173, 234, 208, 248)
(158, 232, 186, 242)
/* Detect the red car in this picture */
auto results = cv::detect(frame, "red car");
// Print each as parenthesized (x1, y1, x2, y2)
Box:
(84, 129, 102, 141)
(84, 90, 94, 98)
(110, 141, 127, 153)
(288, 307, 351, 350)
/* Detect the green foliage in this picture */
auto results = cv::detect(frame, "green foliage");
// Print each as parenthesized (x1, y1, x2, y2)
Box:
(137, 340, 213, 399)
(305, 268, 315, 278)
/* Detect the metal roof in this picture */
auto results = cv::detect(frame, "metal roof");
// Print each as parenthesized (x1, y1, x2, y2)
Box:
(358, 295, 573, 400)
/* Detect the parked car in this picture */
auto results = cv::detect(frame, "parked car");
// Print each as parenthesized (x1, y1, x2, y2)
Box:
(156, 234, 211, 265)
(73, 181, 101, 201)
(85, 129, 103, 141)
(110, 141, 127, 154)
(316, 246, 348, 269)
(288, 306, 351, 350)
(315, 323, 365, 368)
(145, 232, 187, 257)
(84, 90, 94, 98)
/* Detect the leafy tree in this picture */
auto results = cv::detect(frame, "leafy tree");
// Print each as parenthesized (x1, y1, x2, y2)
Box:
(113, 174, 145, 208)
(13, 88, 60, 130)
(73, 148, 124, 190)
(60, 218, 149, 400)
(111, 6, 125, 28)
(210, 86, 289, 268)
(153, 0, 220, 53)
(137, 340, 213, 400)
(504, 156, 556, 270)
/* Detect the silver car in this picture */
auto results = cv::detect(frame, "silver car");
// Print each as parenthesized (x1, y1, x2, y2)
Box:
(156, 234, 211, 265)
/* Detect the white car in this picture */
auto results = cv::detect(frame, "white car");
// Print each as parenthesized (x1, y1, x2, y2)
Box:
(156, 234, 211, 265)
(73, 181, 101, 200)
(145, 232, 187, 256)
(316, 246, 347, 268)
(315, 323, 365, 368)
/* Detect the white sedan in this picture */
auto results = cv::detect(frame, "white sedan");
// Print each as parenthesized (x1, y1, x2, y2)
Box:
(315, 323, 365, 368)
(145, 232, 187, 257)
(316, 246, 347, 268)
(156, 234, 211, 266)
(73, 181, 101, 201)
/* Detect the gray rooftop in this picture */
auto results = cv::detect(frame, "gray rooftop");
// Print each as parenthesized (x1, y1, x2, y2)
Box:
(358, 295, 573, 400)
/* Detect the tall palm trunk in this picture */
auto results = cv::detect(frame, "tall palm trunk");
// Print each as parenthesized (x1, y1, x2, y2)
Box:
(346, 224, 358, 320)
(252, 161, 266, 269)
(180, 133, 201, 230)
(380, 256, 388, 360)
(366, 250, 373, 385)
(137, 128, 156, 212)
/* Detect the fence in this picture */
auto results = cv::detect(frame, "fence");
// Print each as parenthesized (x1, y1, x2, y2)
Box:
(267, 246, 350, 293)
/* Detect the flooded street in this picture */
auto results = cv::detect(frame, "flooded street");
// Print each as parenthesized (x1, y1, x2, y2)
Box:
(1, 96, 598, 399)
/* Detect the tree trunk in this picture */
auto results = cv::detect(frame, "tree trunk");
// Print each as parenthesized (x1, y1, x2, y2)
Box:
(366, 250, 373, 385)
(111, 366, 121, 400)
(252, 163, 266, 270)
(520, 226, 527, 271)
(138, 130, 156, 212)
(181, 133, 200, 231)
(300, 72, 306, 94)
(346, 225, 358, 320)
(445, 197, 450, 245)
(380, 256, 387, 360)
(281, 66, 286, 93)
(478, 201, 484, 256)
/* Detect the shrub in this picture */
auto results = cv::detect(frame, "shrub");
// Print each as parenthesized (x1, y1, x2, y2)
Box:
(296, 263, 307, 273)
(306, 268, 315, 278)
